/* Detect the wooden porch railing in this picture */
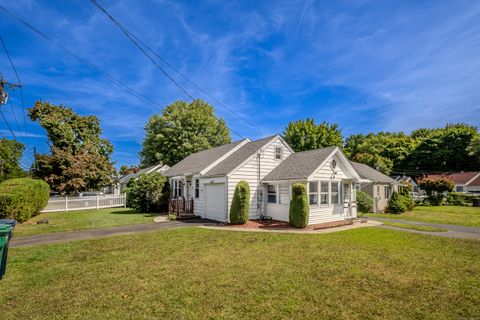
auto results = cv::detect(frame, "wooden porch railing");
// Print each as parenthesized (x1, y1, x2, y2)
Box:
(168, 198, 194, 218)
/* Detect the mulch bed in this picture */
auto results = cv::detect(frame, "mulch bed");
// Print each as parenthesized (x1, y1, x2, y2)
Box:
(226, 219, 355, 231)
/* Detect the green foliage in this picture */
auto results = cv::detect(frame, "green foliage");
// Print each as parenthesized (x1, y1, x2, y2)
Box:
(446, 192, 473, 206)
(140, 99, 231, 166)
(467, 134, 480, 160)
(356, 191, 373, 213)
(229, 180, 250, 224)
(283, 118, 343, 152)
(387, 191, 409, 214)
(0, 138, 26, 182)
(119, 165, 139, 176)
(289, 183, 309, 228)
(0, 178, 50, 222)
(126, 173, 169, 212)
(418, 177, 454, 205)
(28, 101, 115, 193)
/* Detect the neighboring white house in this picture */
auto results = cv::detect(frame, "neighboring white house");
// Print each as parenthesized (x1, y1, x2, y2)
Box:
(164, 135, 368, 225)
(113, 163, 170, 194)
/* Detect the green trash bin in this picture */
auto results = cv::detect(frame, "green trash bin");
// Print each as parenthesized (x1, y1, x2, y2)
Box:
(0, 224, 14, 280)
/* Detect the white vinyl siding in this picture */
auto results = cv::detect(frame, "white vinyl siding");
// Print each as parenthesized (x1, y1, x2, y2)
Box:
(279, 184, 290, 204)
(227, 137, 293, 219)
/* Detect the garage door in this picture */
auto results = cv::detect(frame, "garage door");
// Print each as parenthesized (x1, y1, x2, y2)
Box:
(205, 183, 227, 222)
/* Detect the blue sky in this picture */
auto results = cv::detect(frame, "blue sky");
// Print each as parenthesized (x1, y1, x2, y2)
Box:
(1, 0, 480, 168)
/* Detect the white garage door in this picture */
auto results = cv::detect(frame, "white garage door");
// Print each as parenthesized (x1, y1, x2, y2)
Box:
(205, 183, 227, 222)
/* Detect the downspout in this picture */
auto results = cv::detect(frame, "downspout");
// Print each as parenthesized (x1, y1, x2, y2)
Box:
(257, 150, 262, 218)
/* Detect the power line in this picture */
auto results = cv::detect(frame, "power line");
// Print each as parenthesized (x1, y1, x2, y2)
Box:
(0, 4, 165, 112)
(89, 0, 267, 136)
(0, 108, 17, 141)
(90, 0, 195, 101)
(0, 34, 29, 145)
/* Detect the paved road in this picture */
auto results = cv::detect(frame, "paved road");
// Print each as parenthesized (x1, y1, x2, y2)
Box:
(366, 217, 480, 240)
(10, 219, 217, 248)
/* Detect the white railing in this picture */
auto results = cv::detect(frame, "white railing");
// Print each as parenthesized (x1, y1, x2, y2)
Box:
(41, 194, 127, 213)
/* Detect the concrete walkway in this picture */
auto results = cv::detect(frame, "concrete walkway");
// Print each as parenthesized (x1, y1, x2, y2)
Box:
(366, 217, 480, 240)
(10, 219, 217, 248)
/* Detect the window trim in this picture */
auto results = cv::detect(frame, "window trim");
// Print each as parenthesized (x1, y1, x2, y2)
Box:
(384, 185, 391, 199)
(195, 179, 200, 199)
(331, 181, 340, 205)
(275, 147, 283, 160)
(309, 181, 318, 205)
(320, 181, 329, 206)
(267, 184, 277, 204)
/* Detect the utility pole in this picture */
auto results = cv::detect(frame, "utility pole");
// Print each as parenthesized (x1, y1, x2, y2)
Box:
(0, 74, 21, 105)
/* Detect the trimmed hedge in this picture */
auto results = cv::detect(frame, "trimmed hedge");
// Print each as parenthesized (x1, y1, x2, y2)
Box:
(356, 191, 373, 213)
(289, 183, 309, 228)
(0, 178, 50, 222)
(229, 180, 250, 224)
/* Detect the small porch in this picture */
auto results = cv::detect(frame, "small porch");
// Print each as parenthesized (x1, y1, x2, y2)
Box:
(169, 176, 196, 219)
(168, 198, 195, 219)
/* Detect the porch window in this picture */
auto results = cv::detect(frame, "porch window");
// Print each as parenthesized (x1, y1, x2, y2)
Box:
(331, 182, 339, 204)
(275, 147, 283, 160)
(320, 181, 329, 205)
(267, 185, 277, 203)
(384, 185, 391, 199)
(309, 182, 318, 205)
(343, 183, 349, 202)
(195, 179, 199, 198)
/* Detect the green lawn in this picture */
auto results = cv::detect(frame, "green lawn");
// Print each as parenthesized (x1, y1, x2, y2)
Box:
(364, 205, 480, 227)
(14, 208, 158, 237)
(1, 227, 479, 319)
(382, 221, 448, 232)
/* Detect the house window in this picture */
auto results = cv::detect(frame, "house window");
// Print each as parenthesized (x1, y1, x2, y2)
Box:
(331, 182, 339, 204)
(355, 184, 361, 192)
(376, 186, 381, 198)
(275, 147, 283, 160)
(267, 185, 277, 203)
(320, 181, 329, 205)
(384, 186, 391, 199)
(195, 179, 199, 198)
(279, 184, 290, 204)
(456, 186, 464, 192)
(309, 182, 318, 205)
(343, 183, 349, 202)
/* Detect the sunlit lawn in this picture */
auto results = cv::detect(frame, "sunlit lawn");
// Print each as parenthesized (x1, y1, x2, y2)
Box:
(14, 208, 157, 237)
(364, 205, 480, 227)
(1, 227, 479, 319)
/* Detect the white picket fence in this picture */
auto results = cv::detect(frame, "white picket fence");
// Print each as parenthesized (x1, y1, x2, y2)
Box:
(41, 194, 126, 213)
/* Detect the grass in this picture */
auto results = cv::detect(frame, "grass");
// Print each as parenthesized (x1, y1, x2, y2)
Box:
(382, 221, 448, 232)
(1, 227, 480, 319)
(13, 208, 158, 237)
(364, 205, 480, 227)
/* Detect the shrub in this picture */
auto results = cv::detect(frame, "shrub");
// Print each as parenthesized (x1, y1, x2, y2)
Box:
(447, 192, 469, 206)
(387, 191, 409, 214)
(356, 191, 373, 213)
(126, 172, 169, 212)
(289, 183, 309, 228)
(229, 180, 250, 224)
(0, 178, 50, 222)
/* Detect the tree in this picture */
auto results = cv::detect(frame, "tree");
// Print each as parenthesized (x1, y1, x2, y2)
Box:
(140, 99, 231, 166)
(126, 172, 169, 212)
(229, 180, 250, 224)
(28, 101, 115, 193)
(418, 177, 454, 205)
(0, 138, 26, 182)
(467, 134, 480, 161)
(289, 183, 309, 228)
(119, 165, 139, 176)
(283, 119, 343, 152)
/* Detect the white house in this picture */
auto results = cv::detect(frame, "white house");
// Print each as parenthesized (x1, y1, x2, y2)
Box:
(164, 135, 368, 225)
(114, 163, 170, 194)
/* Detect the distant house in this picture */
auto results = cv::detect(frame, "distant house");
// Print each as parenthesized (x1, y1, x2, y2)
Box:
(164, 135, 367, 224)
(114, 163, 170, 194)
(391, 175, 419, 192)
(425, 172, 480, 194)
(351, 162, 400, 213)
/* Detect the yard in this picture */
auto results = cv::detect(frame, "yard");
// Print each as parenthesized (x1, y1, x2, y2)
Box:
(13, 208, 158, 237)
(363, 205, 480, 227)
(1, 227, 479, 319)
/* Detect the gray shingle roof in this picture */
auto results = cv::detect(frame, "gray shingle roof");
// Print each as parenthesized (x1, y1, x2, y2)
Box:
(262, 146, 337, 181)
(164, 140, 246, 177)
(204, 136, 277, 177)
(351, 162, 396, 183)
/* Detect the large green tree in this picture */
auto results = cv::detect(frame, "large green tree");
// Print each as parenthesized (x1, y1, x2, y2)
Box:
(283, 119, 343, 152)
(0, 138, 26, 182)
(28, 101, 115, 193)
(140, 99, 231, 166)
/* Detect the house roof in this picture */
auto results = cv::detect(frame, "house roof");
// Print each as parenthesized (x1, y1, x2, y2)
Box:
(204, 136, 277, 178)
(119, 163, 169, 184)
(351, 162, 396, 184)
(469, 175, 480, 187)
(164, 140, 247, 177)
(262, 146, 337, 181)
(426, 172, 480, 185)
